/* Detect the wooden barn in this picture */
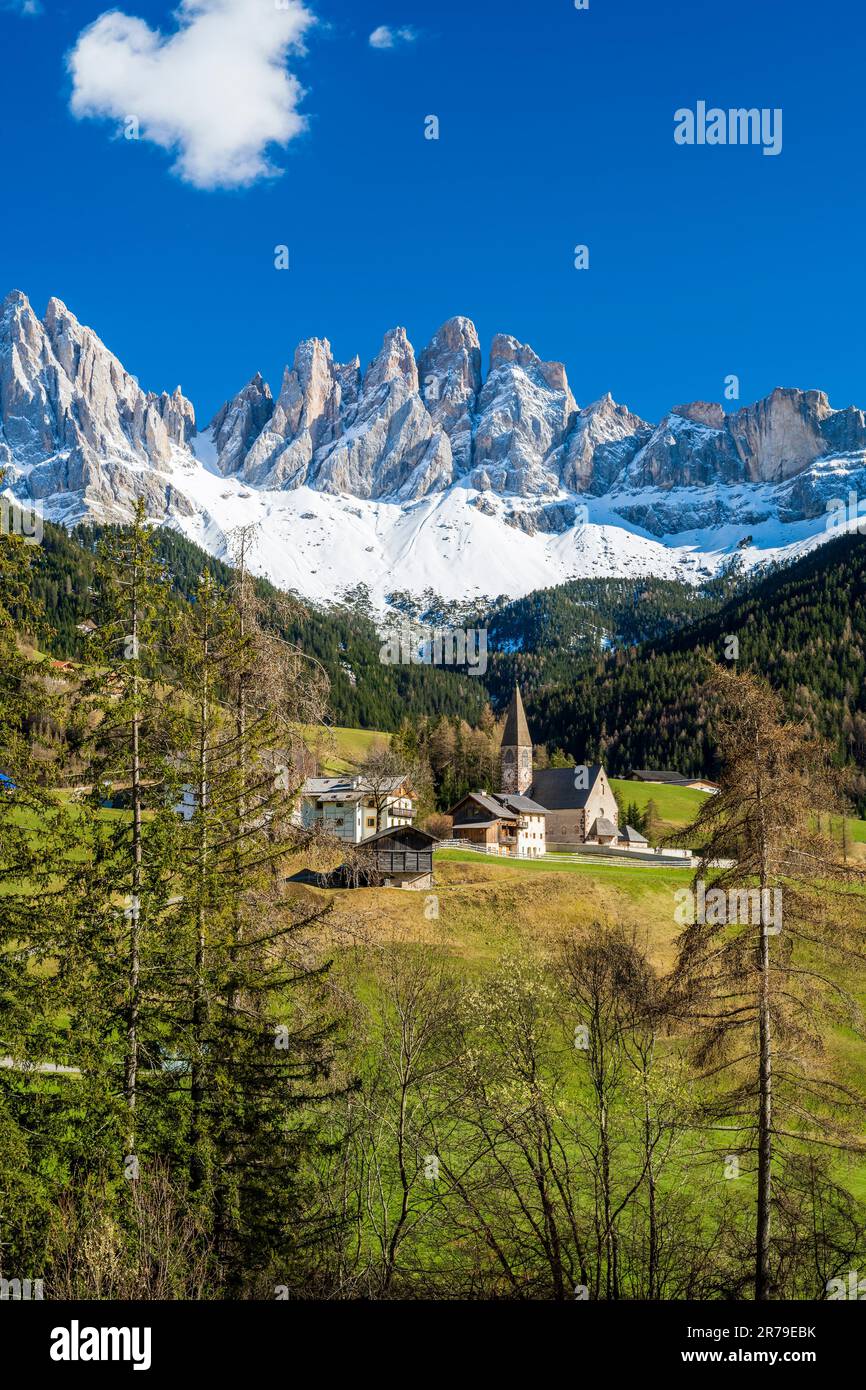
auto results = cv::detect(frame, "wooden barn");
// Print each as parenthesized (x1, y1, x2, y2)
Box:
(291, 825, 437, 891)
(359, 825, 437, 889)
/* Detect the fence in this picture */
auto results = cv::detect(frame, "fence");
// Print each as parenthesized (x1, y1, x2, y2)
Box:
(438, 839, 697, 868)
(436, 839, 545, 861)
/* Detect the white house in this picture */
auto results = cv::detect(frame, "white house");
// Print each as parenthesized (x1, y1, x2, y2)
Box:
(298, 775, 415, 844)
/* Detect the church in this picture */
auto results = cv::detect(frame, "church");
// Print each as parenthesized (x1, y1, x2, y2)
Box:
(500, 686, 622, 848)
(449, 687, 637, 855)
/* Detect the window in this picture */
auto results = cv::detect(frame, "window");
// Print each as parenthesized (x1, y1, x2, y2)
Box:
(366, 817, 375, 828)
(335, 818, 344, 828)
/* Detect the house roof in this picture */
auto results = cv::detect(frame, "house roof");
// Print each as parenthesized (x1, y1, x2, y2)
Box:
(449, 789, 548, 824)
(463, 791, 518, 820)
(619, 824, 649, 843)
(631, 769, 715, 787)
(452, 817, 501, 830)
(360, 824, 438, 847)
(302, 775, 409, 800)
(529, 765, 604, 811)
(502, 686, 532, 748)
(494, 793, 548, 815)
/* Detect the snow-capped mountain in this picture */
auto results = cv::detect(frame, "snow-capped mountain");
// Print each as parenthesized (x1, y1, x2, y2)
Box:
(3, 288, 865, 608)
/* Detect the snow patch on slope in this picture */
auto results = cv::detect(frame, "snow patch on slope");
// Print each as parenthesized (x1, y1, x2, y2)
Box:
(25, 452, 851, 610)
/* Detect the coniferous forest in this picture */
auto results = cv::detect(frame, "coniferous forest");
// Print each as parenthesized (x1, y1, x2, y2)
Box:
(20, 520, 866, 812)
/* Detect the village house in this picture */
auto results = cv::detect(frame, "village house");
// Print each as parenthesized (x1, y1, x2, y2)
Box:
(298, 774, 415, 844)
(448, 789, 548, 857)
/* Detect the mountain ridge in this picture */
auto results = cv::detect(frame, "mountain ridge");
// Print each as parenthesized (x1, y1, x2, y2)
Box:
(3, 289, 866, 606)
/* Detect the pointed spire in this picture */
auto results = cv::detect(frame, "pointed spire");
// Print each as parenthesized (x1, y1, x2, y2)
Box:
(502, 685, 531, 748)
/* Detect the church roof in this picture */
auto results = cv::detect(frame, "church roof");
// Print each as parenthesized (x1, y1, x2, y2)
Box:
(502, 686, 531, 747)
(619, 824, 649, 844)
(529, 765, 604, 811)
(589, 816, 618, 839)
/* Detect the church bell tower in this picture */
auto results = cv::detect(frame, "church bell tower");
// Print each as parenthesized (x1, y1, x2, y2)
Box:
(500, 686, 533, 795)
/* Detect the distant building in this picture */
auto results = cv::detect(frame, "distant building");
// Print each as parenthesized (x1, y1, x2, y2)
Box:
(631, 768, 719, 794)
(448, 790, 547, 857)
(298, 775, 415, 844)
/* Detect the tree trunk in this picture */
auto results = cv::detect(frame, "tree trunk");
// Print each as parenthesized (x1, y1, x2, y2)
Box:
(190, 619, 210, 1193)
(124, 555, 142, 1166)
(754, 728, 773, 1301)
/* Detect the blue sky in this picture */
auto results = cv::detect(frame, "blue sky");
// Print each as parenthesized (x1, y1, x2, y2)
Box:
(2, 0, 864, 426)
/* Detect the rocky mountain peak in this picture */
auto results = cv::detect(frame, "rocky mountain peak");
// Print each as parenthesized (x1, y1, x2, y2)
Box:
(5, 290, 866, 577)
(0, 290, 199, 522)
(417, 316, 482, 474)
(472, 332, 577, 495)
(1, 289, 35, 332)
(559, 395, 651, 494)
(210, 372, 275, 477)
(729, 388, 838, 483)
(671, 401, 727, 430)
(364, 326, 419, 395)
(488, 333, 572, 396)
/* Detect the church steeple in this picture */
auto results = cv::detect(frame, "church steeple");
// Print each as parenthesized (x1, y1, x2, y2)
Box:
(500, 686, 533, 794)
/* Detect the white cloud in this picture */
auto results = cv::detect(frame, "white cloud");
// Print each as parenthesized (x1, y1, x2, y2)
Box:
(369, 24, 417, 50)
(67, 0, 316, 191)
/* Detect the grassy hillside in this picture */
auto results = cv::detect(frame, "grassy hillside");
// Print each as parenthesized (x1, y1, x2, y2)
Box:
(611, 776, 709, 828)
(298, 854, 866, 1200)
(304, 724, 391, 773)
(300, 854, 694, 970)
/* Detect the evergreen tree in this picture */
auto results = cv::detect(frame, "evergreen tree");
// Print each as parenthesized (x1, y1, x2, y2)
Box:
(0, 504, 85, 1278)
(84, 499, 180, 1173)
(168, 567, 344, 1290)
